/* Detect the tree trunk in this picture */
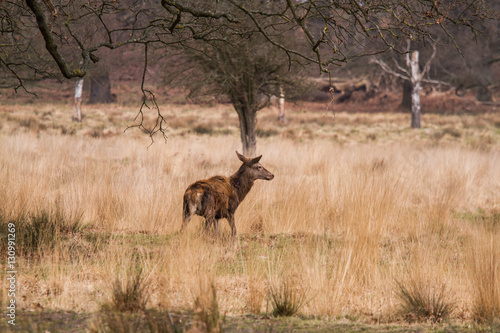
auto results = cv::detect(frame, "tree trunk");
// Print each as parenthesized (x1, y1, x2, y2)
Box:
(89, 72, 113, 104)
(278, 85, 286, 124)
(408, 50, 421, 129)
(245, 115, 257, 157)
(235, 102, 257, 157)
(475, 35, 494, 102)
(72, 77, 84, 122)
(475, 81, 492, 102)
(400, 80, 412, 111)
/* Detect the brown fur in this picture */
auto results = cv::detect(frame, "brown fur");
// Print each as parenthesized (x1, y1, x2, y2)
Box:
(181, 151, 274, 237)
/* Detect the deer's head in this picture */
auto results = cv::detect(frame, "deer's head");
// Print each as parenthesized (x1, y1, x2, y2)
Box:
(236, 151, 274, 181)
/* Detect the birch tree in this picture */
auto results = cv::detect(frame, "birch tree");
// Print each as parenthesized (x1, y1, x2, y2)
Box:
(277, 85, 286, 124)
(372, 42, 446, 128)
(73, 78, 84, 122)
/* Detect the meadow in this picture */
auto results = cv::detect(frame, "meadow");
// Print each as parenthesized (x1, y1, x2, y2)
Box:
(0, 98, 499, 332)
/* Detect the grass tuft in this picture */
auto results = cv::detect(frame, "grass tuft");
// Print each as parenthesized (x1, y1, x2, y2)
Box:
(395, 279, 454, 323)
(193, 124, 214, 135)
(0, 208, 84, 257)
(193, 278, 224, 333)
(108, 268, 149, 313)
(268, 278, 308, 317)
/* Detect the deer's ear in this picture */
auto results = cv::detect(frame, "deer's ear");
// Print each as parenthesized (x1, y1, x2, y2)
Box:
(236, 151, 247, 163)
(249, 155, 262, 165)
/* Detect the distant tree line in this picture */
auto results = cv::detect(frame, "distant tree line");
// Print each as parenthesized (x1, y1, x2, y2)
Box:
(0, 0, 498, 152)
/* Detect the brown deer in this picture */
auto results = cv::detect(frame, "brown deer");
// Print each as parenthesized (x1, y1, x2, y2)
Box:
(181, 151, 274, 237)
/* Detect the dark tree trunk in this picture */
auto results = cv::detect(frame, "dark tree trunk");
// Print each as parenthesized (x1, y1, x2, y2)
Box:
(235, 103, 257, 157)
(400, 80, 412, 111)
(475, 82, 492, 102)
(89, 72, 113, 104)
(474, 35, 494, 102)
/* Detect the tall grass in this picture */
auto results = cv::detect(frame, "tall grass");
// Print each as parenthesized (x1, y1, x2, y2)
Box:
(192, 275, 224, 333)
(0, 130, 498, 322)
(0, 206, 84, 257)
(467, 229, 500, 323)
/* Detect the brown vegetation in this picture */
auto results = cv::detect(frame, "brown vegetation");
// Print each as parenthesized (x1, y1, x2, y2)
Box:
(0, 100, 499, 331)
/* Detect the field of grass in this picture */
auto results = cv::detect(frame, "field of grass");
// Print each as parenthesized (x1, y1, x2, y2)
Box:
(0, 99, 499, 332)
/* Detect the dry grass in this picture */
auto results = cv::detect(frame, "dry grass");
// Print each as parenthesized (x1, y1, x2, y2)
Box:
(192, 276, 224, 332)
(467, 228, 500, 323)
(0, 102, 499, 328)
(267, 276, 310, 317)
(107, 268, 149, 313)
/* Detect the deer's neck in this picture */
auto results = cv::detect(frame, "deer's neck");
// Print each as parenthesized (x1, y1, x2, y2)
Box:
(230, 168, 254, 202)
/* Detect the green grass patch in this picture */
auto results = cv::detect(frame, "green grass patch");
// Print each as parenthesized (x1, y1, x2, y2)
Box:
(455, 210, 500, 231)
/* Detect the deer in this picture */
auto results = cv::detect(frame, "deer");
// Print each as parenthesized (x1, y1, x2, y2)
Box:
(181, 151, 274, 238)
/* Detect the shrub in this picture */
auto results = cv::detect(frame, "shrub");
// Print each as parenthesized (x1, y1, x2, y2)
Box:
(395, 279, 454, 323)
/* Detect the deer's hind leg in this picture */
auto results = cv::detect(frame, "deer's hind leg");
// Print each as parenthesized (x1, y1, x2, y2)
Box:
(204, 217, 219, 236)
(181, 209, 193, 233)
(227, 215, 237, 239)
(181, 195, 196, 232)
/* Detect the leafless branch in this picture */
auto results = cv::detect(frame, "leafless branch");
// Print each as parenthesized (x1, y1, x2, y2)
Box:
(125, 43, 168, 146)
(371, 57, 410, 81)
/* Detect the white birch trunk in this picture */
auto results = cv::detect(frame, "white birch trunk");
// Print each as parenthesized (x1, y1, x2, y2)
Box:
(73, 78, 84, 122)
(277, 85, 286, 124)
(408, 51, 421, 129)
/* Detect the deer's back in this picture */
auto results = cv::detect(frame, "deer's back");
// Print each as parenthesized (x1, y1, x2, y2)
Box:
(184, 176, 239, 219)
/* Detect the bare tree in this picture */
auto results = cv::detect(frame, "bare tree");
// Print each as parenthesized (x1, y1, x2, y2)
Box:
(0, 0, 497, 141)
(372, 42, 447, 128)
(165, 10, 300, 155)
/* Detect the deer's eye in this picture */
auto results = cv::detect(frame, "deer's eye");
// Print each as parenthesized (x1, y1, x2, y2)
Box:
(258, 165, 262, 170)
